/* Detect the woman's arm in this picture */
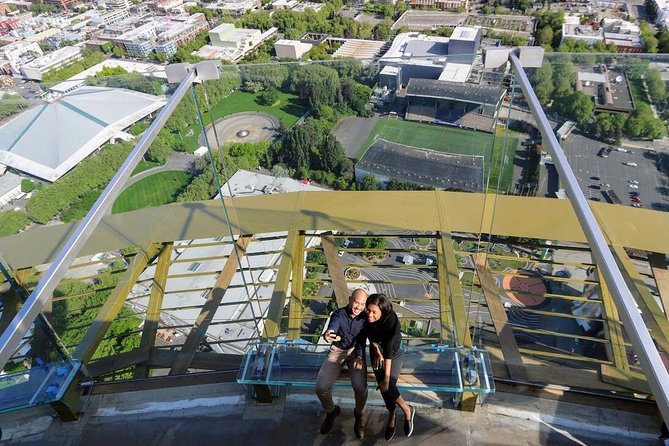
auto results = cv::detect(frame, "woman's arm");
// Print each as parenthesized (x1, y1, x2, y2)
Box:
(379, 357, 392, 392)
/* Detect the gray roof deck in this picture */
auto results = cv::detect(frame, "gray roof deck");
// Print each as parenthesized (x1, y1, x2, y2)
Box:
(406, 78, 505, 106)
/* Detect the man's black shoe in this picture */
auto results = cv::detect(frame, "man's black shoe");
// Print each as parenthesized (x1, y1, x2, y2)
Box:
(320, 405, 341, 435)
(384, 423, 396, 441)
(404, 405, 415, 437)
(354, 410, 366, 440)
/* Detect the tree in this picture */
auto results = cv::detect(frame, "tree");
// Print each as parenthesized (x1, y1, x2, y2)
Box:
(257, 88, 279, 105)
(146, 136, 173, 164)
(319, 134, 346, 173)
(0, 210, 29, 237)
(556, 91, 594, 126)
(640, 21, 659, 53)
(341, 78, 371, 115)
(289, 64, 341, 111)
(536, 26, 554, 48)
(373, 18, 394, 41)
(95, 66, 129, 77)
(360, 174, 380, 191)
(646, 69, 666, 103)
(112, 46, 125, 58)
(532, 63, 554, 104)
(271, 164, 290, 177)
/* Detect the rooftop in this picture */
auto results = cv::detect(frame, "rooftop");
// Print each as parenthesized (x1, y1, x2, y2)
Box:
(0, 87, 165, 181)
(358, 138, 484, 192)
(406, 78, 504, 106)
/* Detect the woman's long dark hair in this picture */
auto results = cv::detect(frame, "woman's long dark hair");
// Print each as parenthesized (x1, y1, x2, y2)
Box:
(366, 293, 393, 321)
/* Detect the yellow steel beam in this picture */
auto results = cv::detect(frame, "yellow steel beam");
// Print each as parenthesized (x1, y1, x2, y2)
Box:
(287, 232, 305, 340)
(134, 243, 173, 378)
(518, 347, 613, 365)
(264, 230, 299, 340)
(597, 266, 629, 371)
(3, 192, 669, 270)
(73, 243, 161, 364)
(435, 238, 454, 345)
(169, 236, 252, 376)
(600, 364, 650, 394)
(321, 232, 350, 308)
(0, 269, 30, 345)
(612, 245, 669, 353)
(474, 253, 527, 381)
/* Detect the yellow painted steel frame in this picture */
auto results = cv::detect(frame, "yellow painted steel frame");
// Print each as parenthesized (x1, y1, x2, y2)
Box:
(134, 243, 173, 378)
(287, 232, 305, 340)
(169, 236, 252, 376)
(73, 244, 161, 364)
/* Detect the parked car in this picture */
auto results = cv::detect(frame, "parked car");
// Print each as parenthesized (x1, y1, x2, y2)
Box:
(624, 162, 638, 167)
(628, 179, 639, 185)
(629, 184, 639, 189)
(632, 203, 642, 207)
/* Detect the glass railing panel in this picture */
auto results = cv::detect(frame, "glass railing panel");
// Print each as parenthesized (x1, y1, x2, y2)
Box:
(0, 359, 81, 414)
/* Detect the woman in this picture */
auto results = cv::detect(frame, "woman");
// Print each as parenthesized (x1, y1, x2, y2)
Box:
(366, 293, 415, 440)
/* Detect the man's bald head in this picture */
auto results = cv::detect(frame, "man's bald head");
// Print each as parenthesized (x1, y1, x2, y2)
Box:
(350, 288, 368, 302)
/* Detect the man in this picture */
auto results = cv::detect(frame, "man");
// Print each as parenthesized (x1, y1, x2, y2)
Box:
(315, 288, 368, 439)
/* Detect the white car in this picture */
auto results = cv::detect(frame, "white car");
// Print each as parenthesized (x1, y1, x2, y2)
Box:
(624, 162, 638, 167)
(632, 203, 642, 207)
(628, 179, 639, 185)
(629, 184, 639, 189)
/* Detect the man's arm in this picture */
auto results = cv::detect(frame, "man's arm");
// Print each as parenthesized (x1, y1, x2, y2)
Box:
(323, 309, 342, 343)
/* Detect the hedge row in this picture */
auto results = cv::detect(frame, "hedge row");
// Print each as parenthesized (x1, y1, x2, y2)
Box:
(26, 142, 133, 224)
(0, 209, 29, 237)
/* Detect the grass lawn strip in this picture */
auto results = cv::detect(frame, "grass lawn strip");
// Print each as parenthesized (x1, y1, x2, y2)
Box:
(112, 171, 192, 214)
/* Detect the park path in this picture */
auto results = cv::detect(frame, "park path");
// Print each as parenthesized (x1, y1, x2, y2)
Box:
(122, 152, 197, 189)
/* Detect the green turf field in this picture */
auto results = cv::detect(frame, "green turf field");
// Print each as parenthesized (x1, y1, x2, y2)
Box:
(357, 118, 518, 192)
(181, 90, 306, 152)
(112, 171, 192, 214)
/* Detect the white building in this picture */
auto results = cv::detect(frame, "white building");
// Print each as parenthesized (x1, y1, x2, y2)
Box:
(204, 0, 261, 16)
(653, 0, 669, 28)
(20, 46, 82, 80)
(274, 39, 313, 59)
(379, 27, 481, 89)
(0, 172, 22, 207)
(0, 41, 42, 64)
(209, 23, 261, 50)
(112, 13, 208, 58)
(270, 0, 298, 9)
(561, 14, 603, 45)
(292, 1, 324, 12)
(198, 24, 276, 62)
(602, 18, 643, 53)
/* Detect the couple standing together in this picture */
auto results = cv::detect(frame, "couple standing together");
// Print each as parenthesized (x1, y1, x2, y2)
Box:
(315, 288, 415, 441)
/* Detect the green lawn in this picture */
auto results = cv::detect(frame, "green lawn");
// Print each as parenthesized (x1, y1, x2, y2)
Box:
(112, 171, 192, 214)
(180, 90, 307, 152)
(628, 78, 650, 107)
(132, 160, 161, 176)
(357, 118, 518, 192)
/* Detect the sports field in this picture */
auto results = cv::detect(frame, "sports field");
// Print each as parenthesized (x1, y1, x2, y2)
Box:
(357, 118, 518, 192)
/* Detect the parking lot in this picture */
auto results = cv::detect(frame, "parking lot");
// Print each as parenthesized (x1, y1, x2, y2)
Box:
(562, 133, 669, 211)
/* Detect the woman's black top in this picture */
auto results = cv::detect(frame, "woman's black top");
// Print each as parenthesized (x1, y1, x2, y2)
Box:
(367, 311, 401, 360)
